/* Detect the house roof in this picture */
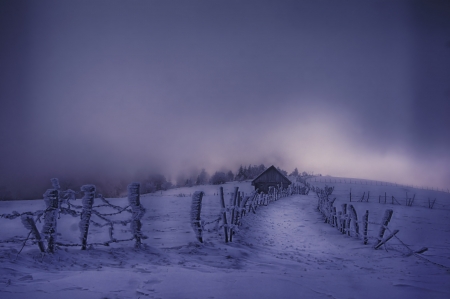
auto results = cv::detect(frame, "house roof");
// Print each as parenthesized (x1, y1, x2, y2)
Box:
(251, 165, 292, 185)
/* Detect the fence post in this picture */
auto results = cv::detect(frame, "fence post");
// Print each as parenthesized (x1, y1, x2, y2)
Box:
(79, 185, 96, 250)
(219, 187, 229, 242)
(229, 187, 239, 242)
(337, 211, 342, 232)
(374, 229, 399, 250)
(332, 207, 337, 227)
(234, 192, 242, 227)
(376, 209, 393, 246)
(348, 205, 359, 237)
(128, 183, 145, 248)
(42, 189, 59, 253)
(363, 210, 369, 245)
(21, 215, 45, 252)
(341, 204, 347, 234)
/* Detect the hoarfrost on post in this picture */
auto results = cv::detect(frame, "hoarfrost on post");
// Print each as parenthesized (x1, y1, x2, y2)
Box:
(190, 191, 204, 243)
(79, 185, 96, 250)
(128, 182, 145, 247)
(41, 189, 59, 252)
(50, 178, 60, 190)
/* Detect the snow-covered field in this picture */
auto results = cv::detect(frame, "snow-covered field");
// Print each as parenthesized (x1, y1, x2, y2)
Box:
(0, 178, 449, 299)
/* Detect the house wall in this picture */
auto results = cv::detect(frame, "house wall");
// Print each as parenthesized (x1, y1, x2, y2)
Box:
(253, 168, 291, 193)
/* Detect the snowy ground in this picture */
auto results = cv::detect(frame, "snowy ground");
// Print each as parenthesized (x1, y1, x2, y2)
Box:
(0, 178, 449, 298)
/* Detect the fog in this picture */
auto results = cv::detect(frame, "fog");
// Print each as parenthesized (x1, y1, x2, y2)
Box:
(1, 1, 449, 198)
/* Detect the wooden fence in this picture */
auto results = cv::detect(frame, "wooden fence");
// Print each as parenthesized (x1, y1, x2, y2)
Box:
(190, 183, 310, 243)
(309, 177, 449, 193)
(0, 179, 146, 254)
(346, 189, 441, 209)
(314, 184, 430, 254)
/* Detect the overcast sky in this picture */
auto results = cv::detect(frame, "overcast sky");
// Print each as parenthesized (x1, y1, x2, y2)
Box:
(1, 0, 449, 196)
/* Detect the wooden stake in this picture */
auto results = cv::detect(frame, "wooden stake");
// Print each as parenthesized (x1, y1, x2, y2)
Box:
(341, 204, 347, 234)
(348, 205, 360, 237)
(190, 191, 205, 243)
(374, 229, 399, 249)
(21, 215, 45, 252)
(128, 183, 144, 248)
(42, 189, 59, 253)
(376, 209, 393, 245)
(363, 210, 369, 245)
(80, 185, 96, 250)
(229, 187, 239, 242)
(219, 187, 229, 243)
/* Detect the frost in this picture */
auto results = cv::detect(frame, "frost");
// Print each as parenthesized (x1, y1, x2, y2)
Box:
(190, 191, 205, 243)
(79, 185, 96, 250)
(128, 183, 145, 248)
(50, 178, 60, 190)
(41, 189, 59, 253)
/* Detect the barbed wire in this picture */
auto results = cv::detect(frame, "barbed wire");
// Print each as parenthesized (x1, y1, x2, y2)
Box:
(315, 186, 450, 271)
(0, 187, 143, 252)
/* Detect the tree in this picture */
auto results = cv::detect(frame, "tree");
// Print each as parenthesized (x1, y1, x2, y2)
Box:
(290, 168, 299, 176)
(226, 170, 234, 182)
(236, 165, 246, 181)
(196, 169, 210, 185)
(210, 171, 228, 185)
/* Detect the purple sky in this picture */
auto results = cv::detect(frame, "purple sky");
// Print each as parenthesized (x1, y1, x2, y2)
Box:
(1, 0, 449, 197)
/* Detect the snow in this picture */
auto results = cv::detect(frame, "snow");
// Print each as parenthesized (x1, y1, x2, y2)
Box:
(0, 179, 449, 298)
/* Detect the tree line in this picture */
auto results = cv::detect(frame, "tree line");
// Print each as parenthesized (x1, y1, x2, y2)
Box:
(0, 165, 307, 200)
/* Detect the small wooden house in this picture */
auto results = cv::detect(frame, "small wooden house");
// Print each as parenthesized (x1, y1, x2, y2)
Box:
(251, 165, 292, 193)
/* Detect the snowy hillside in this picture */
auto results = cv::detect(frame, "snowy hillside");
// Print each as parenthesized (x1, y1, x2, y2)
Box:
(0, 178, 449, 299)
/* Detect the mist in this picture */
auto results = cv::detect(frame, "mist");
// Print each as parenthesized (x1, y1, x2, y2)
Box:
(1, 0, 449, 199)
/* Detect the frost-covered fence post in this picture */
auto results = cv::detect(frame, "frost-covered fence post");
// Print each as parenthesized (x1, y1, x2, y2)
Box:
(360, 192, 365, 202)
(128, 183, 145, 247)
(332, 206, 337, 227)
(375, 209, 393, 247)
(42, 189, 59, 253)
(21, 215, 45, 252)
(51, 178, 60, 190)
(235, 192, 242, 227)
(229, 187, 239, 242)
(341, 204, 347, 234)
(190, 191, 205, 243)
(374, 229, 399, 250)
(79, 185, 95, 250)
(363, 210, 369, 245)
(219, 187, 229, 243)
(50, 178, 62, 209)
(337, 211, 342, 232)
(348, 205, 359, 237)
(326, 198, 336, 224)
(428, 198, 436, 209)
